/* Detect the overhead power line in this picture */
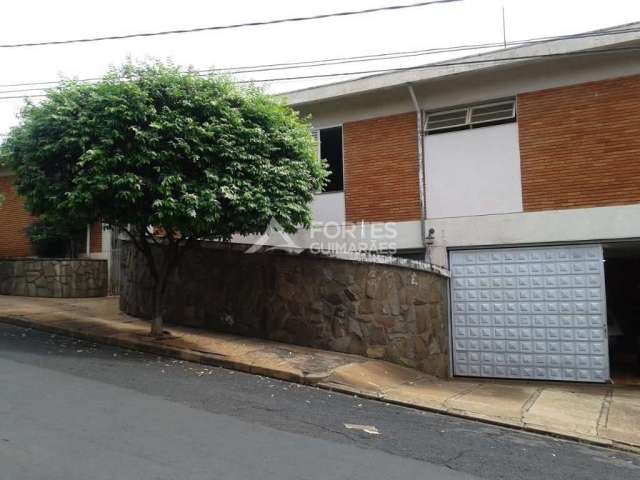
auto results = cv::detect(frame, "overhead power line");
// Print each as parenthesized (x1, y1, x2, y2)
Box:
(0, 45, 638, 102)
(188, 25, 640, 76)
(0, 45, 503, 95)
(0, 43, 500, 93)
(216, 24, 640, 74)
(0, 44, 502, 91)
(0, 0, 461, 49)
(0, 24, 639, 92)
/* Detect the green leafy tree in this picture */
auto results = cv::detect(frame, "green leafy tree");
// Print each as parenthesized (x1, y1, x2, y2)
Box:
(1, 61, 327, 336)
(25, 219, 85, 258)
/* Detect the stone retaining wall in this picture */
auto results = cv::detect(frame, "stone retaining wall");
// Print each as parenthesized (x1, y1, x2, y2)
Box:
(0, 258, 108, 298)
(120, 243, 450, 377)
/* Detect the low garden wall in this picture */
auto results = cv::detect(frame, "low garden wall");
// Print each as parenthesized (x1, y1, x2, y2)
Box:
(119, 243, 451, 377)
(0, 258, 108, 298)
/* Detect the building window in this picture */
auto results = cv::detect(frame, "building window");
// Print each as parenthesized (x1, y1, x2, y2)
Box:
(314, 126, 343, 192)
(425, 99, 516, 134)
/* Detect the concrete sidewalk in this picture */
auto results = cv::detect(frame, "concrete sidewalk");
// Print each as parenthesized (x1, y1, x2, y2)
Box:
(1, 295, 639, 453)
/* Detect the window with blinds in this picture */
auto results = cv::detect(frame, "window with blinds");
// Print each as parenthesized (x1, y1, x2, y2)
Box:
(426, 99, 516, 134)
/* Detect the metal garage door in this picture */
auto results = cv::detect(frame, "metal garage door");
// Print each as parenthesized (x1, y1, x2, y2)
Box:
(450, 245, 609, 382)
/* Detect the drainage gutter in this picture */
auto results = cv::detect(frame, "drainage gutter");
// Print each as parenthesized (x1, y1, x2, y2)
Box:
(407, 84, 428, 262)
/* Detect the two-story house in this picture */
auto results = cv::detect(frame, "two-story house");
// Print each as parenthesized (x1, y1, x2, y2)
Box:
(282, 23, 640, 383)
(2, 23, 639, 384)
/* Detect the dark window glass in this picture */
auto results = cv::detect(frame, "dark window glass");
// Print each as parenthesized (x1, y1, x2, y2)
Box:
(320, 126, 343, 192)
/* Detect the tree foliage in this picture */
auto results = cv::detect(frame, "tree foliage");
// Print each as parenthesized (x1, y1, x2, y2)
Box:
(25, 220, 85, 258)
(1, 61, 327, 335)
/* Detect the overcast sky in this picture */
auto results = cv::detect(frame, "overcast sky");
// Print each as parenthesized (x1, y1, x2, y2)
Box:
(0, 0, 638, 133)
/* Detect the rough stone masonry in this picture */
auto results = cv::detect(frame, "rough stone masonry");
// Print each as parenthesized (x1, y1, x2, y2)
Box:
(0, 258, 108, 298)
(119, 243, 450, 377)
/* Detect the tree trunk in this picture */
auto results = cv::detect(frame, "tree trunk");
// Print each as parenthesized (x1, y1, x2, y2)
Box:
(149, 277, 166, 337)
(138, 235, 190, 338)
(150, 313, 164, 337)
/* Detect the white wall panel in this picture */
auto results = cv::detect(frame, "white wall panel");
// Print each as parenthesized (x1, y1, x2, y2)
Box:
(426, 203, 640, 268)
(425, 123, 523, 219)
(310, 192, 345, 224)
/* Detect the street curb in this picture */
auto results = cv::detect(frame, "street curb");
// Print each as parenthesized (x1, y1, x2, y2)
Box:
(0, 315, 326, 386)
(1, 315, 638, 455)
(316, 382, 640, 455)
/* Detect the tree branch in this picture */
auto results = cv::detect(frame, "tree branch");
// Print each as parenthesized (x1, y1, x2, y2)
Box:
(119, 224, 145, 255)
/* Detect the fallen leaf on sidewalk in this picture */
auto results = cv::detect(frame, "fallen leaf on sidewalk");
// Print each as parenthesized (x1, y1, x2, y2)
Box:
(344, 424, 380, 435)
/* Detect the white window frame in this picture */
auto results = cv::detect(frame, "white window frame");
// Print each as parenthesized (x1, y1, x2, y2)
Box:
(312, 125, 345, 195)
(425, 99, 516, 134)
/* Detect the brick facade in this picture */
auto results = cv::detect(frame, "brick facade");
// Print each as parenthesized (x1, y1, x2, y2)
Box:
(0, 175, 103, 257)
(518, 74, 640, 211)
(90, 222, 102, 254)
(343, 112, 421, 223)
(0, 175, 33, 257)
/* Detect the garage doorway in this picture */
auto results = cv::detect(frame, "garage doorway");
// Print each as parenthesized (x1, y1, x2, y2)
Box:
(450, 244, 609, 383)
(603, 243, 640, 385)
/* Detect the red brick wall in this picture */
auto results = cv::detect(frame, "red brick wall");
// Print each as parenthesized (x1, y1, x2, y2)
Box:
(343, 112, 421, 223)
(518, 74, 640, 211)
(0, 175, 34, 257)
(90, 222, 102, 253)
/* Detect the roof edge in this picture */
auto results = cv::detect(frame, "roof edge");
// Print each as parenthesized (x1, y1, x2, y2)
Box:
(279, 21, 640, 106)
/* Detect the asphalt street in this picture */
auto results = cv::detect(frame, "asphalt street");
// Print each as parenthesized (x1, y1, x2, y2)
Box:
(0, 322, 638, 480)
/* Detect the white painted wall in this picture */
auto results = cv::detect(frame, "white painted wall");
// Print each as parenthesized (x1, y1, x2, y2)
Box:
(101, 226, 112, 254)
(299, 51, 640, 129)
(232, 218, 422, 254)
(310, 191, 346, 224)
(425, 123, 523, 218)
(228, 203, 640, 271)
(425, 203, 640, 267)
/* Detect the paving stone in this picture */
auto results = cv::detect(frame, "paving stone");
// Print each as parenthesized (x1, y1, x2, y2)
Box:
(322, 359, 429, 396)
(600, 387, 640, 447)
(446, 383, 538, 426)
(384, 378, 479, 410)
(524, 387, 608, 438)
